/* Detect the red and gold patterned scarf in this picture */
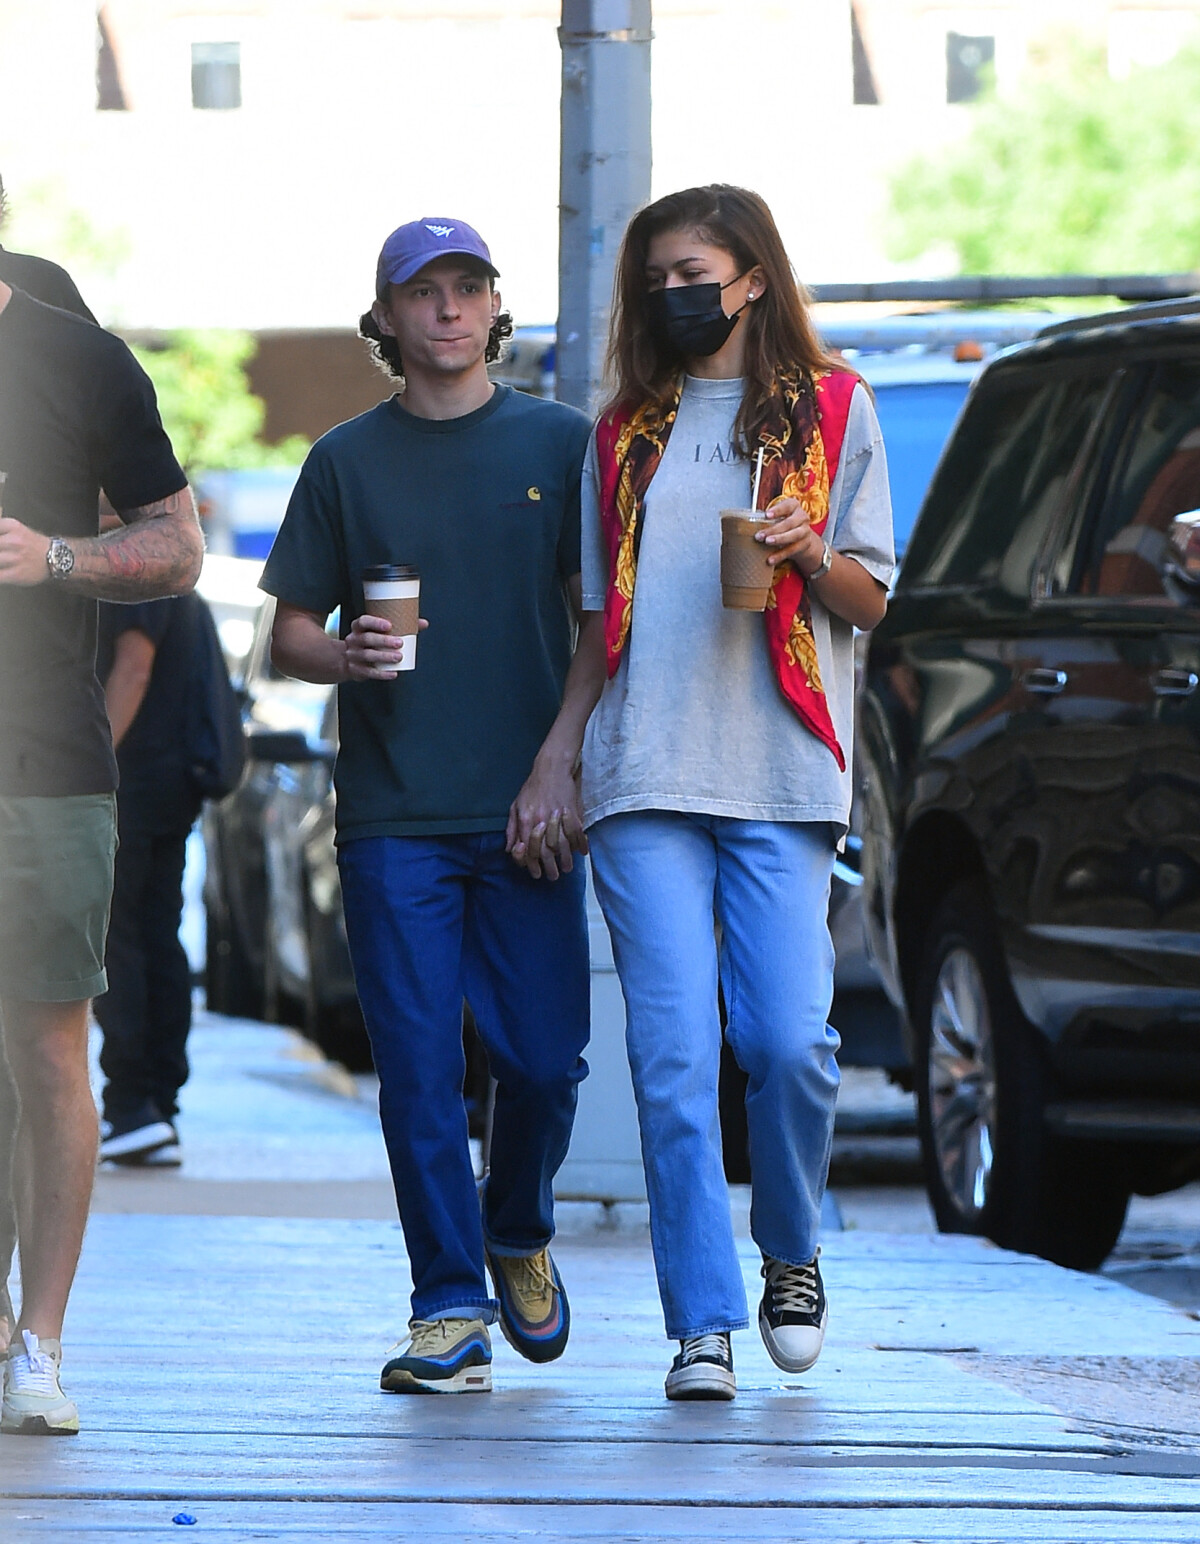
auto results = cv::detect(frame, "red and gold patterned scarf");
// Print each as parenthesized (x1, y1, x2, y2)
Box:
(594, 367, 857, 769)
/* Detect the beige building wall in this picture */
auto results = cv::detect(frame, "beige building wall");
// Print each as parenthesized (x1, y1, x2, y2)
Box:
(1, 1, 1197, 331)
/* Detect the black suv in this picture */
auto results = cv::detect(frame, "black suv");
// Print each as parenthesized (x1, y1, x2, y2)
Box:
(859, 299, 1200, 1269)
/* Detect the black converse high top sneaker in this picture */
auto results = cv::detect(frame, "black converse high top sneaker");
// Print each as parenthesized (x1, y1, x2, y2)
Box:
(758, 1251, 827, 1373)
(664, 1331, 736, 1401)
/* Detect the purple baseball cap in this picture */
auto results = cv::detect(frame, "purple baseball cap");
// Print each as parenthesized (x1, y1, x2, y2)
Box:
(375, 217, 499, 297)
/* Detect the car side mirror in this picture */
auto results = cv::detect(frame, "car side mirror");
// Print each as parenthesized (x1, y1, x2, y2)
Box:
(245, 728, 322, 764)
(1164, 510, 1200, 599)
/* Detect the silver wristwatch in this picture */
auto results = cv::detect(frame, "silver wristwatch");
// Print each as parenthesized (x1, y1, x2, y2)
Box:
(46, 537, 76, 581)
(809, 540, 834, 582)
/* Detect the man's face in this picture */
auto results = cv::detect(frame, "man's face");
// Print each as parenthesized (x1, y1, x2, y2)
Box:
(372, 257, 500, 380)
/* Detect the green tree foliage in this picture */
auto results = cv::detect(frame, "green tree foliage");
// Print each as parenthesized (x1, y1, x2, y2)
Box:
(887, 39, 1200, 274)
(131, 331, 310, 475)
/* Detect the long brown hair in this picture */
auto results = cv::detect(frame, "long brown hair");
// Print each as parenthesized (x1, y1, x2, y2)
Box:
(604, 184, 840, 452)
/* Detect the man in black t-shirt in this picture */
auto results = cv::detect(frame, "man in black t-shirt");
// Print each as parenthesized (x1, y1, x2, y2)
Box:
(263, 218, 595, 1395)
(0, 193, 97, 1362)
(0, 278, 203, 1436)
(93, 594, 206, 1168)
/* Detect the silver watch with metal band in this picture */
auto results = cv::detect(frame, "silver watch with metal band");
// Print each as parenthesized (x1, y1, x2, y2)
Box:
(808, 540, 834, 582)
(46, 537, 76, 581)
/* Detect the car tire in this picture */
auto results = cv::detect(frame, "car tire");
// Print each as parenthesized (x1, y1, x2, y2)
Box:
(913, 879, 1128, 1271)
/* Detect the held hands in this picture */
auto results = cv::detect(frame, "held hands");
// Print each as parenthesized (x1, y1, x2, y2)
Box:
(506, 756, 589, 881)
(343, 613, 428, 681)
(756, 497, 826, 578)
(0, 518, 51, 586)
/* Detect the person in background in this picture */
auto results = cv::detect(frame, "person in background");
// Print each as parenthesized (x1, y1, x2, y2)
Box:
(262, 217, 592, 1395)
(0, 174, 96, 1360)
(93, 591, 208, 1167)
(0, 272, 202, 1436)
(513, 185, 894, 1401)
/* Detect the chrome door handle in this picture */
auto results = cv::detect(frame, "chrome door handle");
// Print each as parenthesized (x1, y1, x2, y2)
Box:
(1023, 667, 1068, 695)
(1153, 667, 1199, 697)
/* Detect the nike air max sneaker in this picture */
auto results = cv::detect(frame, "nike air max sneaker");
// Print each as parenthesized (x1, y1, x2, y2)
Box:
(485, 1246, 570, 1364)
(380, 1317, 492, 1394)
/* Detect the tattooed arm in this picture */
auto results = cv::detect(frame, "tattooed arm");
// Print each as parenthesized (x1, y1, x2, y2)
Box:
(0, 486, 204, 600)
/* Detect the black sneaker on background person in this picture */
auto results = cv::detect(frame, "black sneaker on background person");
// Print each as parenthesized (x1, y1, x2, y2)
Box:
(98, 1099, 174, 1164)
(135, 1124, 182, 1167)
(664, 1331, 736, 1401)
(758, 1250, 828, 1373)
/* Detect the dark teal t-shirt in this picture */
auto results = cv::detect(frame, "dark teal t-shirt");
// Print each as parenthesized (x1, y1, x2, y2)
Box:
(260, 385, 590, 842)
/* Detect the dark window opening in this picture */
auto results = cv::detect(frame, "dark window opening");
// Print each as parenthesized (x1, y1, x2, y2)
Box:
(192, 42, 241, 110)
(1077, 361, 1200, 605)
(947, 31, 994, 104)
(852, 3, 880, 105)
(96, 7, 128, 111)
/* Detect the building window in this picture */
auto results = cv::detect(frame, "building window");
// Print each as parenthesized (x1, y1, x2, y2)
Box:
(192, 42, 241, 110)
(946, 32, 994, 103)
(96, 6, 128, 110)
(851, 2, 880, 105)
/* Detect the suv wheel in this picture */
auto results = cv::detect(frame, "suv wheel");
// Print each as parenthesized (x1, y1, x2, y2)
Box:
(914, 880, 1128, 1270)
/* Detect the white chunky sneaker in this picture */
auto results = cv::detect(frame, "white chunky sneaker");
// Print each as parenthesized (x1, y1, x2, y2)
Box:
(664, 1331, 736, 1401)
(2, 1330, 80, 1435)
(758, 1251, 828, 1374)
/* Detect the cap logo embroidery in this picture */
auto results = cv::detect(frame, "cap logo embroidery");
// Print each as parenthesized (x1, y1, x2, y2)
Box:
(425, 224, 455, 238)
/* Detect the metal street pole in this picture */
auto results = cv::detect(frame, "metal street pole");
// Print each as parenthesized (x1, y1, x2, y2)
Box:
(556, 0, 652, 414)
(553, 3, 652, 1204)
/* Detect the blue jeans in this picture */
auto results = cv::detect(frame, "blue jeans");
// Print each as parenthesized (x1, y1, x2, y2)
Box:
(338, 833, 589, 1324)
(588, 812, 840, 1341)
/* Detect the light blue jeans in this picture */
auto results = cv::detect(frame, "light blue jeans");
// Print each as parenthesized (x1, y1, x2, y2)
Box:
(589, 812, 840, 1340)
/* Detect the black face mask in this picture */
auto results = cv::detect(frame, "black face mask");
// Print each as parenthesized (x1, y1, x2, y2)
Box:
(646, 275, 749, 358)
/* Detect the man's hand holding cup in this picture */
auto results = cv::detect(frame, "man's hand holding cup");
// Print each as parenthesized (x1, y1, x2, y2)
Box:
(344, 613, 427, 680)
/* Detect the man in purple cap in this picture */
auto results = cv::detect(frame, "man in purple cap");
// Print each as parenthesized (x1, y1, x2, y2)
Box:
(262, 218, 596, 1393)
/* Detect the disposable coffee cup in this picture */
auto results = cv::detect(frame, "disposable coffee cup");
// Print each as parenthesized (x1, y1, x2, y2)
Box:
(720, 510, 774, 610)
(362, 564, 420, 673)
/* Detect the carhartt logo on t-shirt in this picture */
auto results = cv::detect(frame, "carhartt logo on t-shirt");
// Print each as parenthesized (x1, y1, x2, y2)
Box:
(425, 224, 455, 238)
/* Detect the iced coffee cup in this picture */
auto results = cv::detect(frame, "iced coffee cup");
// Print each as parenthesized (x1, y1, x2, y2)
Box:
(362, 564, 420, 673)
(720, 511, 775, 610)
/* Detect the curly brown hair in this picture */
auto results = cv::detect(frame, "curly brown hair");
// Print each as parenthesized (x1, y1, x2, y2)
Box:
(359, 284, 514, 381)
(604, 184, 842, 452)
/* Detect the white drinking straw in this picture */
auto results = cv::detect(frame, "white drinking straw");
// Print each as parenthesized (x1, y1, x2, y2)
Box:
(751, 446, 764, 512)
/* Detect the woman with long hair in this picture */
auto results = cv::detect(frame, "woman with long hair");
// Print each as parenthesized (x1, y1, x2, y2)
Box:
(506, 185, 893, 1400)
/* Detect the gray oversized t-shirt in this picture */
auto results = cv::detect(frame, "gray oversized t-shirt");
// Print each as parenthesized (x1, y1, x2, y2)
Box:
(580, 375, 893, 833)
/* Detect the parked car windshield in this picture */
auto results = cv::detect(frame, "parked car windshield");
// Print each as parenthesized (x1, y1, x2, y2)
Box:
(899, 367, 1110, 597)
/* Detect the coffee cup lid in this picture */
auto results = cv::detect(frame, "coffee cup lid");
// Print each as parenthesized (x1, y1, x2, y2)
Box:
(363, 564, 419, 581)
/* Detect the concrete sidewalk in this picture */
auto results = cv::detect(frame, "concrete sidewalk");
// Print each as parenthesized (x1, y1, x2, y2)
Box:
(3, 1013, 1200, 1541)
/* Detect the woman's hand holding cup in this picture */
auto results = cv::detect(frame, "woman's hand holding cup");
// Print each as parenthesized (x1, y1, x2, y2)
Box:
(758, 496, 825, 575)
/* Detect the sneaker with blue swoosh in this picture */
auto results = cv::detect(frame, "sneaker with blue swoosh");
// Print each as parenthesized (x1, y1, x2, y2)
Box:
(380, 1317, 492, 1394)
(485, 1245, 570, 1364)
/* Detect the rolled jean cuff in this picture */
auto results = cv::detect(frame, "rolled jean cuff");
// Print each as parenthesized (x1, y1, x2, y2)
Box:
(422, 1299, 498, 1326)
(753, 1240, 821, 1270)
(666, 1317, 750, 1341)
(483, 1233, 554, 1259)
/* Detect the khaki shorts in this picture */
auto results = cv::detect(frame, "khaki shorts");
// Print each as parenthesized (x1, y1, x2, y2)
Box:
(0, 793, 117, 1003)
